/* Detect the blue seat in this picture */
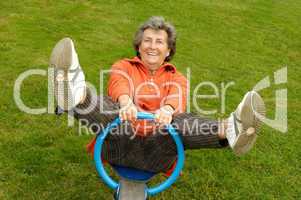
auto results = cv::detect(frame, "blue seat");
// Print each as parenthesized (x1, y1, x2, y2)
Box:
(112, 164, 156, 182)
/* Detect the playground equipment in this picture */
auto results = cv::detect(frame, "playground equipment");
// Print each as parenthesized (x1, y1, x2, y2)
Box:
(94, 112, 185, 200)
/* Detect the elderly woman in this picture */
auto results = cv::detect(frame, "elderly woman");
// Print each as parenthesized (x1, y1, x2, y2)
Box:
(50, 16, 265, 173)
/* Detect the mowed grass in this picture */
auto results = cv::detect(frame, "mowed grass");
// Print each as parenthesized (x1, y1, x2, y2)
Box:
(0, 0, 300, 199)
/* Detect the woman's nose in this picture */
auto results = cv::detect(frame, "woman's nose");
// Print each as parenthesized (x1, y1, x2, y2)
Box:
(150, 41, 156, 49)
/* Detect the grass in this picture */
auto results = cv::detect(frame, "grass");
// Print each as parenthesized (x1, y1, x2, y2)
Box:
(0, 0, 300, 199)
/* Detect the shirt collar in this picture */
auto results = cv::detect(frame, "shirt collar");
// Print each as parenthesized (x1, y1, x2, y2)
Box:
(125, 56, 177, 73)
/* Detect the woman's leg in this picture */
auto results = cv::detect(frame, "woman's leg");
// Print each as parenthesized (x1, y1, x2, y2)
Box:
(172, 89, 266, 156)
(172, 113, 228, 149)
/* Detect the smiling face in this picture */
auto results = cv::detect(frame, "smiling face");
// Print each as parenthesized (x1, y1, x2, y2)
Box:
(138, 28, 170, 71)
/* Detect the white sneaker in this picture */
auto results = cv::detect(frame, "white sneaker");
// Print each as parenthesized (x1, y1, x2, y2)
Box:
(226, 91, 266, 156)
(49, 38, 86, 110)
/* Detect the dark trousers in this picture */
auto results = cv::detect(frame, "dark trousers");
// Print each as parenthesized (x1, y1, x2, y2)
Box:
(73, 90, 228, 173)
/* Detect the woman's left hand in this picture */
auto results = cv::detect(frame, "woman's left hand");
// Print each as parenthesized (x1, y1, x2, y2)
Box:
(155, 105, 175, 125)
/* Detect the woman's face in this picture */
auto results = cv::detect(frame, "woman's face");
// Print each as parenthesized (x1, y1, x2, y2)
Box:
(138, 28, 170, 71)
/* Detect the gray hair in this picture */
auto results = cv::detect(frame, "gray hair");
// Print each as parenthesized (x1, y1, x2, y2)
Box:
(133, 16, 176, 62)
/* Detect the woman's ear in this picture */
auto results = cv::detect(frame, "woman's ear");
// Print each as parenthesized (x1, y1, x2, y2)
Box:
(166, 49, 171, 57)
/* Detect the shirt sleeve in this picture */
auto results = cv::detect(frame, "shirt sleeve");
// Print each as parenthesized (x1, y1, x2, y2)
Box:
(107, 60, 134, 102)
(164, 71, 187, 113)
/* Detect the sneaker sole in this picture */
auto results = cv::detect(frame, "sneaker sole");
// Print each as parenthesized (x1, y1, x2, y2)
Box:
(49, 38, 74, 110)
(233, 91, 266, 156)
(49, 38, 73, 71)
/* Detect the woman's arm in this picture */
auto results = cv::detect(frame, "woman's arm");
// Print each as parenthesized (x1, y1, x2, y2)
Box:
(118, 94, 137, 121)
(107, 60, 137, 121)
(156, 72, 188, 125)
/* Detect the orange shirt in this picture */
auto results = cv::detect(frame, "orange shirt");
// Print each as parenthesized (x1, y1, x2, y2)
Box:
(108, 57, 187, 135)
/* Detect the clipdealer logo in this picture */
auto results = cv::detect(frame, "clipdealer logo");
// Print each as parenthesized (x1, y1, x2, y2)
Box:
(13, 66, 288, 133)
(252, 67, 287, 133)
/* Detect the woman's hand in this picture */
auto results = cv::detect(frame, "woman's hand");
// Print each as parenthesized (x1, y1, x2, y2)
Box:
(118, 95, 137, 121)
(155, 105, 175, 125)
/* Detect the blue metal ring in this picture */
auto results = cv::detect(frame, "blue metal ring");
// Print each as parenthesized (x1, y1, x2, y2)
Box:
(94, 112, 185, 196)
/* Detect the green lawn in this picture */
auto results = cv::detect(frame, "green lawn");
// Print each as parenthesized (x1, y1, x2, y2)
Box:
(0, 0, 300, 199)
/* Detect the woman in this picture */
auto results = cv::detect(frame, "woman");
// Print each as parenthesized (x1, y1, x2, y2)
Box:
(50, 16, 265, 173)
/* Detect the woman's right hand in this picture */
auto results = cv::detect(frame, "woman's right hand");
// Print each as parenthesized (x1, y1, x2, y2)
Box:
(118, 95, 137, 121)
